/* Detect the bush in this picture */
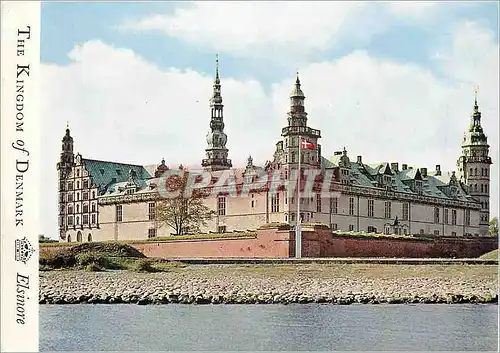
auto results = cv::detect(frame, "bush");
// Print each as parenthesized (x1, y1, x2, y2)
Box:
(75, 253, 110, 269)
(133, 259, 157, 273)
(39, 252, 76, 269)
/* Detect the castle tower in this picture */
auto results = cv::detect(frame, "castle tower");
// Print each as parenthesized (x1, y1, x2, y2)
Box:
(281, 73, 322, 170)
(456, 88, 492, 235)
(201, 54, 232, 171)
(56, 125, 75, 239)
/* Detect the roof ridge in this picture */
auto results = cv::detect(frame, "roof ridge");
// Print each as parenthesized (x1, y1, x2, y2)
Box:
(82, 158, 146, 168)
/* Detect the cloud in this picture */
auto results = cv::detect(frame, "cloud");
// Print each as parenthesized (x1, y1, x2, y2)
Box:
(41, 21, 499, 238)
(117, 2, 385, 63)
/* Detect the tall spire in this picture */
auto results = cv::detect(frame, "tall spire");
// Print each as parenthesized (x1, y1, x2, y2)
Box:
(469, 85, 483, 133)
(202, 54, 232, 171)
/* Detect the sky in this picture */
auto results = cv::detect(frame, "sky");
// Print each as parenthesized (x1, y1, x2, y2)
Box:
(40, 1, 499, 238)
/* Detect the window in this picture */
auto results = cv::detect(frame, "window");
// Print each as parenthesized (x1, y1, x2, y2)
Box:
(83, 204, 89, 213)
(77, 231, 82, 242)
(291, 152, 296, 163)
(77, 193, 80, 201)
(331, 223, 338, 231)
(218, 197, 226, 216)
(68, 205, 73, 214)
(452, 209, 457, 225)
(148, 228, 156, 238)
(59, 181, 65, 191)
(77, 169, 80, 177)
(76, 216, 79, 225)
(271, 193, 280, 213)
(485, 185, 488, 193)
(291, 213, 295, 222)
(284, 191, 287, 204)
(384, 226, 390, 235)
(403, 229, 407, 235)
(368, 226, 376, 233)
(434, 207, 440, 224)
(92, 191, 96, 199)
(444, 209, 449, 224)
(451, 231, 456, 237)
(349, 197, 355, 216)
(434, 230, 440, 236)
(402, 202, 409, 221)
(384, 201, 391, 219)
(91, 203, 96, 212)
(126, 189, 134, 195)
(83, 192, 88, 201)
(316, 194, 322, 212)
(88, 233, 92, 242)
(420, 229, 424, 234)
(330, 197, 338, 214)
(68, 182, 73, 190)
(83, 214, 89, 225)
(481, 184, 484, 193)
(217, 225, 226, 233)
(91, 214, 96, 224)
(368, 199, 374, 218)
(116, 205, 123, 222)
(83, 180, 89, 188)
(67, 215, 73, 226)
(68, 193, 73, 202)
(251, 200, 255, 208)
(148, 202, 156, 220)
(60, 194, 65, 202)
(76, 204, 80, 213)
(474, 168, 477, 176)
(465, 209, 471, 226)
(76, 181, 80, 189)
(349, 225, 354, 231)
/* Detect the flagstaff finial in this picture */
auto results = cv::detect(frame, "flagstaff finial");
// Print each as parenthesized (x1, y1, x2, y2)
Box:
(296, 70, 300, 84)
(66, 121, 69, 129)
(474, 84, 479, 104)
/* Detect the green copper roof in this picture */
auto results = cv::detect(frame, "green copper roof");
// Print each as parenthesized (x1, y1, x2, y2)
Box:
(82, 159, 151, 193)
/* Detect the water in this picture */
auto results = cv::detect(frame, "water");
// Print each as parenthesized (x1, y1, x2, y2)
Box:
(40, 304, 498, 351)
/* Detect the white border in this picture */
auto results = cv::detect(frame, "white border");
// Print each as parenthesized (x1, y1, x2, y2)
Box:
(1, 1, 41, 352)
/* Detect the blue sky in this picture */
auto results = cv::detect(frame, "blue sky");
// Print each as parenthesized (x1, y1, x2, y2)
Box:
(41, 2, 499, 85)
(40, 2, 499, 237)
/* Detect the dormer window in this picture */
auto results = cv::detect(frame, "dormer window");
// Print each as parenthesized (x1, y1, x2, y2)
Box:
(116, 169, 122, 176)
(126, 189, 135, 195)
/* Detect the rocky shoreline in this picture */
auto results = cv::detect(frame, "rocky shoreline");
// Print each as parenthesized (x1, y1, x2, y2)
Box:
(40, 268, 498, 305)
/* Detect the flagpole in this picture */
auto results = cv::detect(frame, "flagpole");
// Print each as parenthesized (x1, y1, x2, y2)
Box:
(296, 135, 302, 258)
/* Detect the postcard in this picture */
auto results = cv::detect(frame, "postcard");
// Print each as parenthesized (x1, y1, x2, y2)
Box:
(1, 1, 498, 352)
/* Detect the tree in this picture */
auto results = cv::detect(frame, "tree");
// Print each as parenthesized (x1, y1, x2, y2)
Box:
(155, 170, 215, 235)
(489, 217, 499, 237)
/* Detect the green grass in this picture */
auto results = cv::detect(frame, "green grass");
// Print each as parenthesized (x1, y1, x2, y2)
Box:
(332, 230, 432, 241)
(145, 232, 256, 242)
(479, 249, 498, 260)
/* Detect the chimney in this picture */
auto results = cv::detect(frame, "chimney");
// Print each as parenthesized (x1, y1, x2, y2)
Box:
(421, 167, 427, 178)
(402, 164, 408, 170)
(357, 155, 362, 164)
(435, 164, 441, 176)
(390, 162, 399, 172)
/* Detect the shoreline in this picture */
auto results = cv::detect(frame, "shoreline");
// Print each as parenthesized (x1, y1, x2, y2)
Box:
(39, 263, 498, 305)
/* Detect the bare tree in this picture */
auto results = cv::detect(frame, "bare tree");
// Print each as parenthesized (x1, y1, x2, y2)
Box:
(155, 171, 215, 235)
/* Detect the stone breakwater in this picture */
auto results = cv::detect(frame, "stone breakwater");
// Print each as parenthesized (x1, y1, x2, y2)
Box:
(40, 269, 498, 305)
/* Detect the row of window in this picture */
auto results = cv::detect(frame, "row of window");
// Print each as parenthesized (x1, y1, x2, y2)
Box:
(64, 179, 91, 191)
(64, 213, 97, 226)
(62, 202, 97, 214)
(60, 190, 96, 202)
(469, 167, 489, 177)
(332, 224, 460, 237)
(469, 183, 489, 194)
(434, 207, 467, 226)
(66, 232, 92, 243)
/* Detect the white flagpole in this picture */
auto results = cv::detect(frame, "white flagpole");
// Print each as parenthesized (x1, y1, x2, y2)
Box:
(296, 135, 302, 258)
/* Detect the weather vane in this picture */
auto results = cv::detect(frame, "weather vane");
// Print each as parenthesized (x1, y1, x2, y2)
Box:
(474, 84, 479, 102)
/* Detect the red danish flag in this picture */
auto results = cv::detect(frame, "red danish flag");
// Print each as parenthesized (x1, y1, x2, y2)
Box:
(300, 138, 315, 150)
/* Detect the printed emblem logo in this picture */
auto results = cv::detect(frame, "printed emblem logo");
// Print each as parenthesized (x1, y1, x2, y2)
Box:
(15, 237, 35, 264)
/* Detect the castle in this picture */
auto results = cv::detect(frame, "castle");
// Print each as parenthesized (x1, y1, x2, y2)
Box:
(56, 58, 492, 243)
